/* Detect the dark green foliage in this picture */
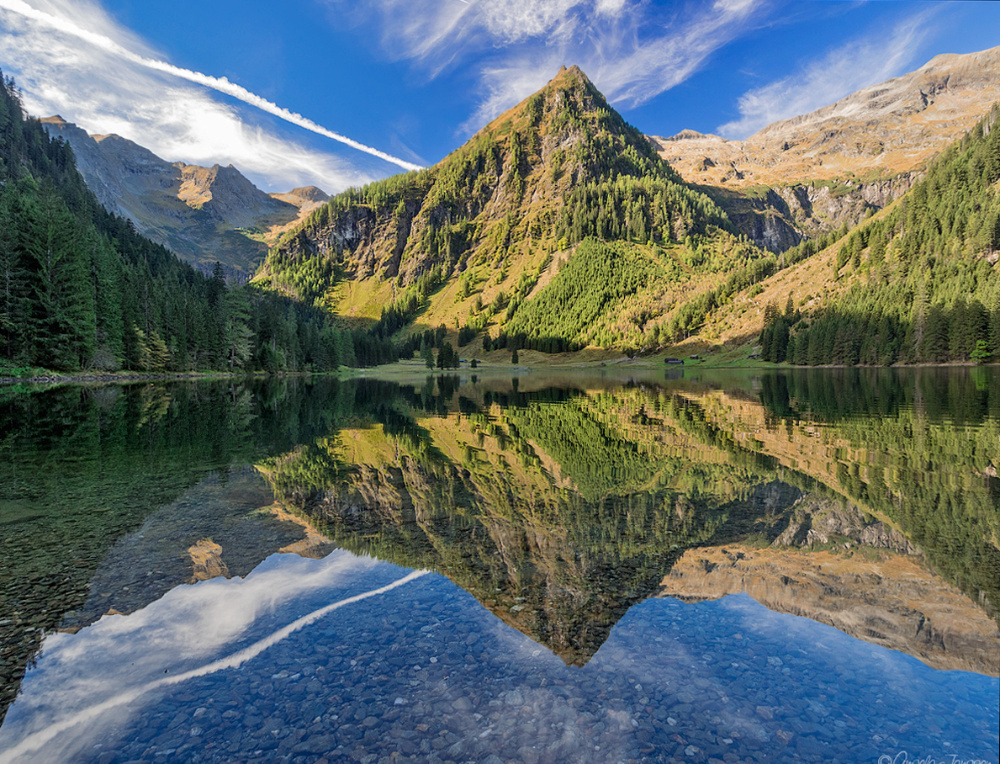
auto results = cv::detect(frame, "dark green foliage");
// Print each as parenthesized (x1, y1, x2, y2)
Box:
(771, 105, 1000, 366)
(504, 239, 659, 351)
(436, 341, 459, 369)
(760, 300, 793, 363)
(0, 72, 393, 372)
(457, 324, 477, 346)
(556, 175, 731, 247)
(757, 368, 1000, 620)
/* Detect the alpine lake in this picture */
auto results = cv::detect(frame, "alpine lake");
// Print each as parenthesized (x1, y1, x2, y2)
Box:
(0, 368, 997, 764)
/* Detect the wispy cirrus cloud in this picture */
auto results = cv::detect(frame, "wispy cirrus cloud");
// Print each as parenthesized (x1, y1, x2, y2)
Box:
(0, 0, 413, 191)
(332, 0, 772, 134)
(716, 9, 937, 139)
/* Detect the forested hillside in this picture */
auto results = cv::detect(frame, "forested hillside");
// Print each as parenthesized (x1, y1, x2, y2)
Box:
(757, 105, 1000, 365)
(257, 64, 998, 366)
(6, 58, 996, 371)
(256, 66, 764, 355)
(0, 73, 394, 373)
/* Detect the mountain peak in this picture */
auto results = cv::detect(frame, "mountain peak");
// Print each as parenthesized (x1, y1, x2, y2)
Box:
(477, 63, 634, 156)
(553, 64, 589, 83)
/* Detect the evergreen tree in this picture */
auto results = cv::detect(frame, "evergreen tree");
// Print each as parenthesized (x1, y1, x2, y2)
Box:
(921, 304, 949, 362)
(223, 288, 253, 370)
(21, 183, 95, 369)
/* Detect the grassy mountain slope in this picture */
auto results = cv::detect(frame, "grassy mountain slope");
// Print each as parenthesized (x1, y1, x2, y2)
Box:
(256, 63, 998, 366)
(653, 46, 1000, 252)
(255, 66, 764, 355)
(686, 105, 1000, 365)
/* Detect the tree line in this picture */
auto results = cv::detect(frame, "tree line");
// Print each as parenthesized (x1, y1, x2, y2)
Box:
(759, 104, 1000, 366)
(0, 73, 395, 373)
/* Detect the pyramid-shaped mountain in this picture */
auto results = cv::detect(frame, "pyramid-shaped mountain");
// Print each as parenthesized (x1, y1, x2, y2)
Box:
(257, 66, 755, 356)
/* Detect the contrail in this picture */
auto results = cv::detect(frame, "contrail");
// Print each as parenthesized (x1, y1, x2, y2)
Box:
(0, 569, 431, 764)
(0, 0, 423, 172)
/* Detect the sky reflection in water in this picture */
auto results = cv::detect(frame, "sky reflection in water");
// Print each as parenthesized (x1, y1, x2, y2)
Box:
(2, 547, 996, 764)
(1, 370, 998, 763)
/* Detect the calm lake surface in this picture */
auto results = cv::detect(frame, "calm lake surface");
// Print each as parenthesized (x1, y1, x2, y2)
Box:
(1, 369, 998, 764)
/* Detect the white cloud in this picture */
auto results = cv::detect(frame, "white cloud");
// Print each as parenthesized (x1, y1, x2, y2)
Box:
(594, 0, 627, 17)
(0, 550, 427, 764)
(0, 0, 413, 191)
(335, 0, 770, 132)
(716, 9, 936, 139)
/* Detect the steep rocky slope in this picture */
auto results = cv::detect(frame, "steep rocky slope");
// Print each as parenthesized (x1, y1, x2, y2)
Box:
(41, 117, 328, 274)
(651, 46, 1000, 250)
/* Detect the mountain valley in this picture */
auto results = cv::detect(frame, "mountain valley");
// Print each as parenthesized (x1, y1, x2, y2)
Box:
(41, 117, 328, 276)
(2, 47, 999, 374)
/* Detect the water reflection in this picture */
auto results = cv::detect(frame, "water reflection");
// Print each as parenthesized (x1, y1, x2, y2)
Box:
(0, 551, 417, 763)
(2, 552, 996, 763)
(261, 371, 1000, 673)
(1, 369, 998, 762)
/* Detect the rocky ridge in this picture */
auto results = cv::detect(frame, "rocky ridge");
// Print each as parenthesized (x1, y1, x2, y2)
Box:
(651, 45, 1000, 250)
(41, 117, 328, 274)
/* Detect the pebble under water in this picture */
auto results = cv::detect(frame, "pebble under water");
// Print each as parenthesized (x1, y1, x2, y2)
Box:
(1, 371, 998, 763)
(1, 549, 996, 764)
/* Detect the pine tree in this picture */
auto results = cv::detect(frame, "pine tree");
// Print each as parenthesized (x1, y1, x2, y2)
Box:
(772, 319, 790, 362)
(949, 297, 970, 360)
(0, 182, 27, 361)
(921, 304, 949, 362)
(21, 183, 95, 369)
(223, 288, 253, 370)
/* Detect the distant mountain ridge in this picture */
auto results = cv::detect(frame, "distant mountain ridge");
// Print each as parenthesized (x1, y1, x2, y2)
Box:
(651, 45, 1000, 250)
(40, 117, 328, 275)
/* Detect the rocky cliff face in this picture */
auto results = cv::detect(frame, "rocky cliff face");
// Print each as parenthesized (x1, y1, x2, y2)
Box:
(651, 45, 1000, 250)
(41, 117, 327, 274)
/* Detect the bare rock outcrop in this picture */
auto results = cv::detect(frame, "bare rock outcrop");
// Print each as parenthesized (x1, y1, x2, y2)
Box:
(650, 45, 1000, 250)
(40, 117, 327, 274)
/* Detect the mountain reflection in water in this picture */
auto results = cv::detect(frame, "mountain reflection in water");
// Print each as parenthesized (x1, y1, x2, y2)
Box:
(0, 369, 997, 762)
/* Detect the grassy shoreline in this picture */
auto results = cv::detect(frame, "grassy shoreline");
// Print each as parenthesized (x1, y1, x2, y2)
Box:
(3, 356, 994, 389)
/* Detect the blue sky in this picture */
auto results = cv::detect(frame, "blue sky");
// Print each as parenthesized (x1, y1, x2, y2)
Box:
(0, 0, 997, 193)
